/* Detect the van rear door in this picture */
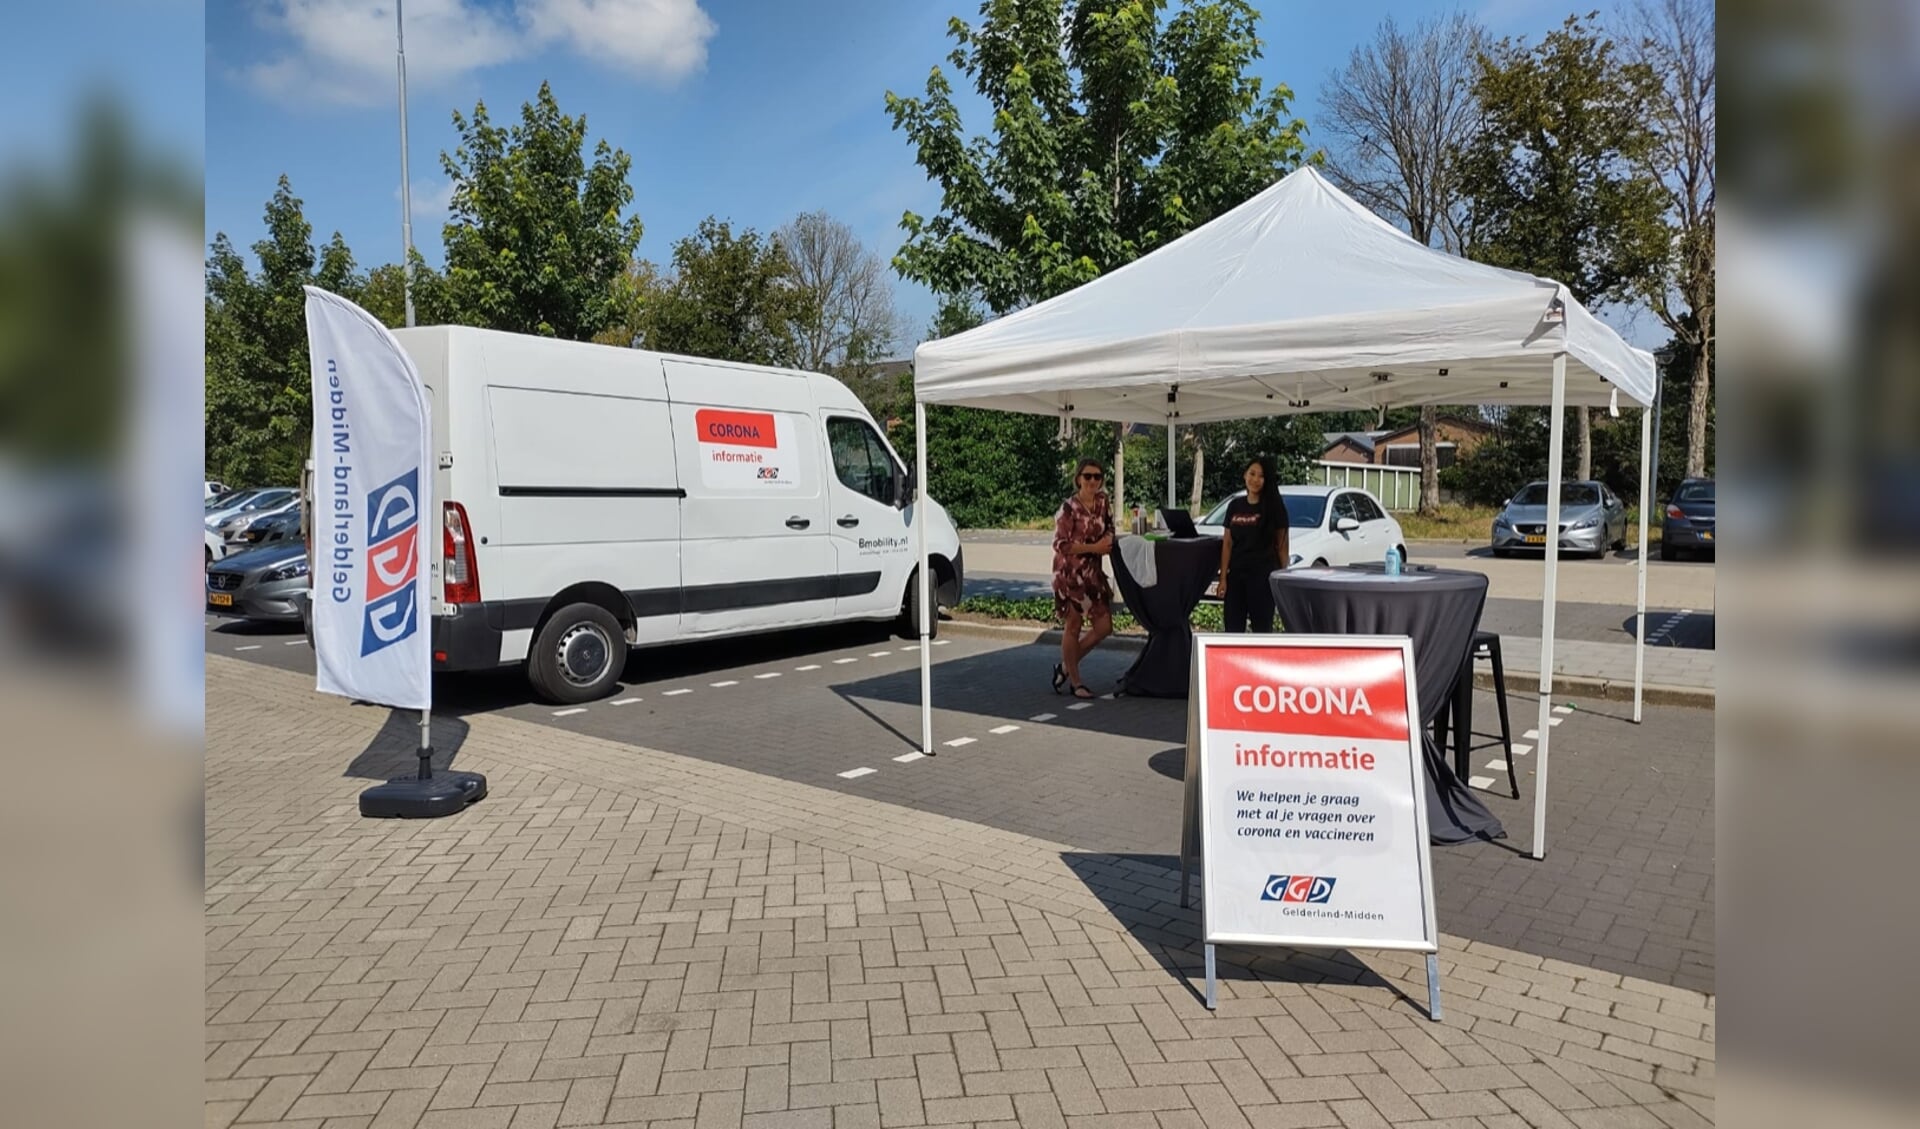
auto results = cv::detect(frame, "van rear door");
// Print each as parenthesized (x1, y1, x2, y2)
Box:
(663, 358, 834, 635)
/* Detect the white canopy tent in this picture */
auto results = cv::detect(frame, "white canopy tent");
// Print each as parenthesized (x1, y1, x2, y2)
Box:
(908, 166, 1660, 859)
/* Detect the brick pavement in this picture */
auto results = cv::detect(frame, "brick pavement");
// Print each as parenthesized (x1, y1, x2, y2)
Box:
(207, 655, 1714, 1128)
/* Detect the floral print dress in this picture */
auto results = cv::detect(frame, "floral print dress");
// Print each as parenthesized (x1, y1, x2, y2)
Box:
(1051, 492, 1113, 620)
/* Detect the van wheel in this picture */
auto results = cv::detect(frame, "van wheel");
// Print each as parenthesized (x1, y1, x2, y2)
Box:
(529, 602, 625, 704)
(897, 573, 938, 640)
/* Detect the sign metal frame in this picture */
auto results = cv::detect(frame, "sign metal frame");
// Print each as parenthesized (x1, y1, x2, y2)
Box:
(1179, 632, 1443, 1019)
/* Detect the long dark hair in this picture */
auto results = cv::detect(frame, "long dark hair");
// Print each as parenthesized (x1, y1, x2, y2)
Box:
(1248, 455, 1282, 512)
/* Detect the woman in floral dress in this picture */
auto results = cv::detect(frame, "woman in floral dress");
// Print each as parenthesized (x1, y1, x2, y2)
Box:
(1051, 459, 1115, 698)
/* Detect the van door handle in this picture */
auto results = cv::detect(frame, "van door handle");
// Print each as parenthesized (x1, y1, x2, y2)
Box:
(785, 516, 811, 530)
(837, 516, 860, 528)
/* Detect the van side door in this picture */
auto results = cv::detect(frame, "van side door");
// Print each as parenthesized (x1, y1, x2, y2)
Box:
(824, 415, 913, 619)
(663, 359, 836, 635)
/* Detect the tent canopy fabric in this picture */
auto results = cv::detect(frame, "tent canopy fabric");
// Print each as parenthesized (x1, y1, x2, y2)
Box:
(913, 167, 1655, 423)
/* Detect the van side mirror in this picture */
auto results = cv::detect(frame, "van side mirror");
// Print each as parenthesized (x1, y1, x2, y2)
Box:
(893, 466, 914, 508)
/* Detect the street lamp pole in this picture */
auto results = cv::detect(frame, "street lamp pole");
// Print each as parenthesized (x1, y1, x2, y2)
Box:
(396, 0, 416, 328)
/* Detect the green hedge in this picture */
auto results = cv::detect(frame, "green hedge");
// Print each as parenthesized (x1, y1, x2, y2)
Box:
(958, 594, 1227, 633)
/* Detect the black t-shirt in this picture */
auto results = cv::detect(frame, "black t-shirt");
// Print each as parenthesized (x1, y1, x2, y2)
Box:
(1224, 494, 1286, 574)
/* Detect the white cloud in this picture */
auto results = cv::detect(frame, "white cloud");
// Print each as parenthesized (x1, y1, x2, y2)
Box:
(520, 0, 715, 80)
(395, 176, 456, 224)
(240, 0, 715, 108)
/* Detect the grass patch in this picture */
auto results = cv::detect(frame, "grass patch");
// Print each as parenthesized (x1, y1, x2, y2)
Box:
(958, 594, 1225, 633)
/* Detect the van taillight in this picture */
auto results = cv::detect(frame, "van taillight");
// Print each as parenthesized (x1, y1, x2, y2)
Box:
(444, 501, 481, 605)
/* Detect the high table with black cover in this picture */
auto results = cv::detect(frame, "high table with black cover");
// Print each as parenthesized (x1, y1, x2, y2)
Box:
(1268, 566, 1506, 844)
(1107, 534, 1221, 698)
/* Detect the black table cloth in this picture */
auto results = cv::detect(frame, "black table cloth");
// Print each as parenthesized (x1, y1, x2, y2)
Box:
(1108, 535, 1220, 698)
(1269, 566, 1506, 844)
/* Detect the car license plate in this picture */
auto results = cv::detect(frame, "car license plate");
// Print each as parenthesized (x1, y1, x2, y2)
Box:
(1523, 535, 1546, 545)
(209, 593, 233, 607)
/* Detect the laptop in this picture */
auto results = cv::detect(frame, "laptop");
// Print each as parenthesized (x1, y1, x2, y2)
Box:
(1160, 508, 1200, 539)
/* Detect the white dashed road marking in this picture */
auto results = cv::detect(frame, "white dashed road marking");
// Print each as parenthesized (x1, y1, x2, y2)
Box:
(1548, 717, 1563, 727)
(944, 737, 976, 748)
(755, 673, 781, 680)
(838, 767, 876, 779)
(1523, 729, 1540, 740)
(235, 645, 262, 652)
(710, 680, 739, 688)
(932, 640, 950, 646)
(612, 698, 641, 706)
(1067, 702, 1093, 711)
(797, 665, 821, 671)
(1486, 759, 1508, 770)
(892, 752, 926, 763)
(664, 689, 693, 697)
(1468, 775, 1496, 790)
(1511, 743, 1533, 757)
(1030, 713, 1057, 722)
(834, 658, 858, 665)
(868, 651, 893, 658)
(553, 708, 587, 717)
(1553, 705, 1574, 715)
(988, 725, 1020, 735)
(284, 640, 304, 646)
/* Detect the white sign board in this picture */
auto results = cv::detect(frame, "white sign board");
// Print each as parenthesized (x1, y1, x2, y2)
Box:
(1192, 634, 1437, 955)
(693, 408, 799, 490)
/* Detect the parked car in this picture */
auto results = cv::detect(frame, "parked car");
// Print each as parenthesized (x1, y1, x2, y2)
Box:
(228, 509, 302, 554)
(1195, 485, 1407, 568)
(205, 487, 294, 532)
(205, 542, 309, 624)
(218, 497, 299, 549)
(1661, 477, 1715, 560)
(205, 480, 229, 499)
(1490, 480, 1627, 558)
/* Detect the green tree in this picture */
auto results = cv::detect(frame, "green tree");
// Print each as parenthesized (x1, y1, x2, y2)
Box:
(885, 0, 1311, 315)
(640, 218, 810, 367)
(437, 81, 643, 340)
(204, 176, 363, 486)
(1455, 11, 1667, 485)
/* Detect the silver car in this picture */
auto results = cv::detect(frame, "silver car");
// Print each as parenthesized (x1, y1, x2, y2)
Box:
(1491, 480, 1628, 558)
(205, 542, 309, 623)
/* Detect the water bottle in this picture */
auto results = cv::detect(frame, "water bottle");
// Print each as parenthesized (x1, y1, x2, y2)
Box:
(1384, 545, 1402, 576)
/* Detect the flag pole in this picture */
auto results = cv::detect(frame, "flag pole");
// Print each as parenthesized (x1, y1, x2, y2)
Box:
(397, 0, 417, 330)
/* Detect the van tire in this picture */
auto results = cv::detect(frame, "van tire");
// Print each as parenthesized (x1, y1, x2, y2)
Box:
(529, 602, 625, 704)
(897, 573, 938, 641)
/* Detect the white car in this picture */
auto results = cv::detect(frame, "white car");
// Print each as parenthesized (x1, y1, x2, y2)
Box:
(205, 487, 294, 532)
(1195, 485, 1407, 568)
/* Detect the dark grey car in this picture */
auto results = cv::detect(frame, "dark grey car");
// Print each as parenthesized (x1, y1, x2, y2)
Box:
(205, 542, 309, 624)
(1661, 478, 1715, 559)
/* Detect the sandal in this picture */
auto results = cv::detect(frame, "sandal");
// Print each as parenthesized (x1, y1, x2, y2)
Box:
(1051, 664, 1068, 695)
(1070, 683, 1095, 699)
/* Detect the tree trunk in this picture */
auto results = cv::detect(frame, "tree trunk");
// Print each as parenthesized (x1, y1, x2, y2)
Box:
(1190, 435, 1205, 510)
(1113, 428, 1126, 521)
(1577, 408, 1593, 482)
(1686, 342, 1711, 478)
(1418, 406, 1441, 516)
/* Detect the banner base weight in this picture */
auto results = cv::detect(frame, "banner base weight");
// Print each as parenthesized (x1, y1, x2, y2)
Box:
(359, 771, 486, 818)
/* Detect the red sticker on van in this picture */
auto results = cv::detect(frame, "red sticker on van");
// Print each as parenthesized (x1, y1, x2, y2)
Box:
(696, 409, 778, 449)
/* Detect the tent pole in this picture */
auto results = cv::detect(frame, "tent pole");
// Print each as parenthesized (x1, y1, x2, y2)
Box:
(1633, 397, 1653, 723)
(916, 400, 933, 755)
(1167, 419, 1176, 511)
(1532, 353, 1568, 860)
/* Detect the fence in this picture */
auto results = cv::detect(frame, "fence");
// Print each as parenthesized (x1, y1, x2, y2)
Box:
(1312, 461, 1449, 511)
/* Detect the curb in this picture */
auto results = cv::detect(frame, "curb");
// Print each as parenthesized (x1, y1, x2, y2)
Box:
(944, 618, 1713, 708)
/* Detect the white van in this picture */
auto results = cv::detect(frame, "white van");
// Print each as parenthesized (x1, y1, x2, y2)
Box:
(384, 326, 963, 703)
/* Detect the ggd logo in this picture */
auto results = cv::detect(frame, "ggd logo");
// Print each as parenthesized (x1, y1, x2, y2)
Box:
(361, 469, 420, 656)
(1261, 875, 1337, 903)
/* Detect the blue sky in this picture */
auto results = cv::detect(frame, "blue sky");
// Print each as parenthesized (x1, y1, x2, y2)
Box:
(206, 0, 1659, 351)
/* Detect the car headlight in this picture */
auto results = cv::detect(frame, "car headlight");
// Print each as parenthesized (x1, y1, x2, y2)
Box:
(265, 560, 309, 582)
(1571, 516, 1599, 530)
(1492, 515, 1510, 529)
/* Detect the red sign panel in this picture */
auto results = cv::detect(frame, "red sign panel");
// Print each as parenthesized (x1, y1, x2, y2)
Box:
(1203, 644, 1411, 743)
(695, 409, 778, 449)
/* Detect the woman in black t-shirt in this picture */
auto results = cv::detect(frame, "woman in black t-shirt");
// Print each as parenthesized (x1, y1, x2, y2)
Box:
(1212, 456, 1290, 633)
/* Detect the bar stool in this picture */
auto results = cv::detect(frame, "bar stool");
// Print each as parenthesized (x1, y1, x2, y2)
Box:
(1472, 630, 1519, 798)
